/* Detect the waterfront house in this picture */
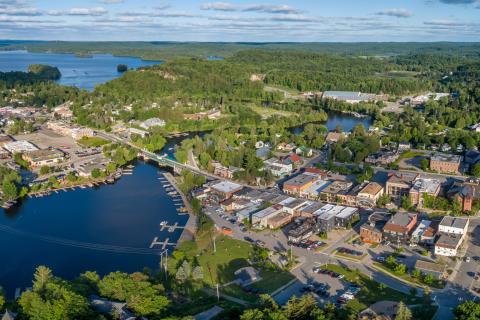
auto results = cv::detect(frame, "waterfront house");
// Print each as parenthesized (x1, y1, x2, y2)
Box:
(383, 212, 418, 245)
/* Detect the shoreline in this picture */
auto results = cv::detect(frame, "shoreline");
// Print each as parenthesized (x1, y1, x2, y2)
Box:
(162, 172, 198, 247)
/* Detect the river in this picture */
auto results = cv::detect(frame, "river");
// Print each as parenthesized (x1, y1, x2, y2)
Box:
(0, 50, 160, 91)
(0, 162, 185, 296)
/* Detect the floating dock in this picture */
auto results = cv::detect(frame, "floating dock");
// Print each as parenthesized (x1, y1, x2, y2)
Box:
(149, 237, 176, 250)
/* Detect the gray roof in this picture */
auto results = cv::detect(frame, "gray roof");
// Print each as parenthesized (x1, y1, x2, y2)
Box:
(439, 216, 468, 229)
(323, 91, 372, 101)
(436, 232, 463, 248)
(431, 152, 462, 163)
(387, 212, 416, 227)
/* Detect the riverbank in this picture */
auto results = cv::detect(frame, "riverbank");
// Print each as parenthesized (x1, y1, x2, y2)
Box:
(163, 172, 198, 246)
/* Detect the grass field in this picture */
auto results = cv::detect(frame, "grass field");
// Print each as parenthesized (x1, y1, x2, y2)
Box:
(249, 105, 296, 118)
(77, 136, 110, 147)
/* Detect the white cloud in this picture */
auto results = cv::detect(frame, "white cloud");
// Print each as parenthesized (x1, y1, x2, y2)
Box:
(200, 2, 236, 11)
(375, 8, 413, 18)
(243, 4, 301, 14)
(0, 6, 41, 16)
(47, 7, 108, 16)
(97, 0, 124, 3)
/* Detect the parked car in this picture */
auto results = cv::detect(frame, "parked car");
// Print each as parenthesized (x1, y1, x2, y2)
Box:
(376, 256, 386, 262)
(465, 256, 471, 263)
(244, 236, 254, 243)
(256, 240, 266, 247)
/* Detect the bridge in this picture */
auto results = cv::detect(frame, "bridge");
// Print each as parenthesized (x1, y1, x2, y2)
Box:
(96, 131, 236, 182)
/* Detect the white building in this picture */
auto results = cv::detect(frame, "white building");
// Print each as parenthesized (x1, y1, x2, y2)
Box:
(139, 118, 166, 130)
(71, 127, 94, 140)
(263, 158, 293, 177)
(3, 140, 38, 154)
(435, 233, 463, 257)
(438, 216, 469, 235)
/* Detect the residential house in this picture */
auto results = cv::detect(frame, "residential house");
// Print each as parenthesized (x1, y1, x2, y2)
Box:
(430, 153, 462, 174)
(325, 132, 345, 144)
(385, 172, 418, 202)
(276, 142, 296, 152)
(296, 146, 313, 157)
(365, 151, 399, 165)
(414, 260, 447, 279)
(255, 146, 271, 159)
(264, 157, 293, 177)
(211, 161, 242, 179)
(409, 178, 441, 208)
(398, 142, 411, 152)
(383, 212, 418, 244)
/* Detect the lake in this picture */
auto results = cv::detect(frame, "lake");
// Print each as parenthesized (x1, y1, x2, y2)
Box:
(0, 162, 186, 296)
(0, 50, 160, 90)
(292, 111, 372, 135)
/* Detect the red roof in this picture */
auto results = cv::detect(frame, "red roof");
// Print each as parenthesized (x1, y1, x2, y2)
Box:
(289, 153, 301, 163)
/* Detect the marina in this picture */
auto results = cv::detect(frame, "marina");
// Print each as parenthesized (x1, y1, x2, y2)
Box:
(0, 162, 189, 296)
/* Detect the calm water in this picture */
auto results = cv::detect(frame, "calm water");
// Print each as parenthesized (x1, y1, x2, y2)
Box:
(0, 162, 186, 296)
(0, 50, 160, 90)
(293, 111, 372, 135)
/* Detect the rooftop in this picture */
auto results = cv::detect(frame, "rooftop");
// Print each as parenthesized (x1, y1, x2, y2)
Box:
(411, 178, 441, 194)
(386, 172, 418, 185)
(439, 216, 469, 230)
(412, 220, 432, 238)
(414, 260, 446, 273)
(431, 152, 462, 163)
(252, 205, 283, 219)
(386, 212, 416, 228)
(284, 172, 319, 188)
(436, 232, 463, 248)
(210, 181, 243, 194)
(323, 91, 372, 101)
(359, 182, 384, 196)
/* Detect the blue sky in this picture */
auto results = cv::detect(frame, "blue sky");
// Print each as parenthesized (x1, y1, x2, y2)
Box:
(0, 0, 479, 41)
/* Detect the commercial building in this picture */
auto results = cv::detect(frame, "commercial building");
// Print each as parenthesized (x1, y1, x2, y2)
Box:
(209, 181, 243, 199)
(211, 161, 242, 179)
(360, 212, 390, 244)
(411, 220, 436, 245)
(438, 216, 469, 235)
(447, 178, 480, 212)
(383, 212, 418, 244)
(322, 91, 373, 104)
(319, 180, 353, 203)
(430, 153, 462, 174)
(283, 172, 320, 195)
(22, 149, 65, 168)
(313, 204, 359, 232)
(385, 172, 418, 202)
(288, 218, 317, 243)
(71, 127, 94, 140)
(251, 205, 284, 228)
(435, 233, 464, 257)
(357, 182, 384, 205)
(3, 140, 38, 154)
(409, 178, 441, 208)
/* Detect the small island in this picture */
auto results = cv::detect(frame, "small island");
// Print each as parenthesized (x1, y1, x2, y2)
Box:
(117, 64, 128, 73)
(27, 64, 61, 80)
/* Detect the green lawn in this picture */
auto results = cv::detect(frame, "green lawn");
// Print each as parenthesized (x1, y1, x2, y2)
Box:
(334, 251, 367, 262)
(77, 136, 110, 147)
(251, 269, 295, 293)
(249, 105, 295, 118)
(373, 262, 446, 289)
(221, 284, 259, 303)
(196, 236, 253, 285)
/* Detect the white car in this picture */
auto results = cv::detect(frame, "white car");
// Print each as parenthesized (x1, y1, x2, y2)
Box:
(465, 256, 471, 263)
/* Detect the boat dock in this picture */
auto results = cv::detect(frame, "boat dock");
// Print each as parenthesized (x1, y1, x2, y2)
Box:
(149, 237, 177, 250)
(160, 221, 185, 232)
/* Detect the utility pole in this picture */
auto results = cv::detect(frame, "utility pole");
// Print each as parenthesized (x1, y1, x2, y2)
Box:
(165, 249, 168, 281)
(213, 236, 217, 253)
(216, 283, 220, 302)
